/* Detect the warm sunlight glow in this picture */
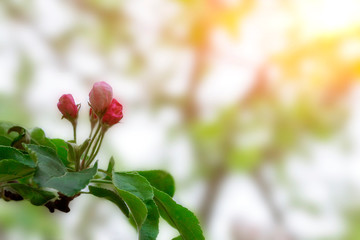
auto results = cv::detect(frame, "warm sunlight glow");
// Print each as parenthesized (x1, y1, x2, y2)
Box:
(297, 0, 360, 38)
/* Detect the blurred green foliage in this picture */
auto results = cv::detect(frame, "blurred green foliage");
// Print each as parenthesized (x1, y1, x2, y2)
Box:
(0, 201, 61, 240)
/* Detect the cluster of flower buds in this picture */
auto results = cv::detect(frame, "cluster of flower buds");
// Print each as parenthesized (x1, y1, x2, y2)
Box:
(57, 81, 123, 132)
(89, 82, 123, 131)
(56, 81, 123, 170)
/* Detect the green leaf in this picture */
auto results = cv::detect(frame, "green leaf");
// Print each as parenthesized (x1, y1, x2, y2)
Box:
(27, 144, 67, 184)
(0, 159, 34, 182)
(89, 185, 129, 217)
(153, 188, 205, 240)
(107, 157, 115, 173)
(44, 163, 98, 197)
(8, 183, 56, 206)
(0, 146, 35, 167)
(115, 187, 147, 229)
(0, 122, 11, 135)
(140, 200, 159, 240)
(0, 136, 12, 146)
(50, 139, 69, 166)
(30, 128, 56, 150)
(0, 122, 17, 138)
(172, 237, 182, 240)
(113, 172, 154, 201)
(113, 172, 159, 239)
(101, 157, 115, 180)
(112, 172, 153, 229)
(28, 144, 98, 196)
(138, 170, 175, 197)
(66, 142, 77, 166)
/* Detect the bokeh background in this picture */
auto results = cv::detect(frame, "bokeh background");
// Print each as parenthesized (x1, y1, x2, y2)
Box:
(1, 0, 360, 239)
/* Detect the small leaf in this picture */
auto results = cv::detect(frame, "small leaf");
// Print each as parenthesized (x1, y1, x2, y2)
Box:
(89, 185, 129, 217)
(154, 189, 205, 240)
(30, 128, 56, 150)
(102, 157, 115, 180)
(140, 200, 159, 240)
(112, 172, 153, 229)
(113, 172, 159, 239)
(8, 183, 56, 206)
(0, 159, 34, 182)
(0, 136, 12, 146)
(106, 157, 115, 174)
(50, 139, 69, 166)
(0, 146, 35, 167)
(28, 144, 98, 196)
(138, 170, 175, 197)
(0, 122, 16, 137)
(112, 172, 154, 201)
(66, 142, 77, 164)
(115, 187, 148, 229)
(27, 144, 67, 185)
(44, 163, 98, 197)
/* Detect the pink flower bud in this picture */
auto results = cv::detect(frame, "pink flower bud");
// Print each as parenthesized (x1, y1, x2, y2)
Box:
(102, 99, 123, 127)
(57, 94, 79, 120)
(89, 81, 113, 116)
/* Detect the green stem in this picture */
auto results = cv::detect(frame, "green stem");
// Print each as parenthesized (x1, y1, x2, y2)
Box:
(81, 124, 101, 169)
(79, 191, 91, 194)
(88, 132, 102, 161)
(86, 133, 104, 168)
(98, 169, 111, 178)
(89, 122, 98, 138)
(72, 121, 77, 144)
(90, 179, 112, 184)
(75, 151, 80, 172)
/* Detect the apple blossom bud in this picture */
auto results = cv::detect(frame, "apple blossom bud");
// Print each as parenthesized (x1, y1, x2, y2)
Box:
(89, 81, 113, 117)
(57, 94, 79, 121)
(102, 98, 123, 128)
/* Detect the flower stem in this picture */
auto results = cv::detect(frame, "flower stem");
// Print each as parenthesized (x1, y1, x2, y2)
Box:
(86, 133, 104, 168)
(90, 179, 112, 184)
(98, 169, 111, 178)
(79, 191, 91, 194)
(89, 122, 98, 139)
(81, 124, 101, 169)
(72, 121, 77, 144)
(88, 132, 102, 160)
